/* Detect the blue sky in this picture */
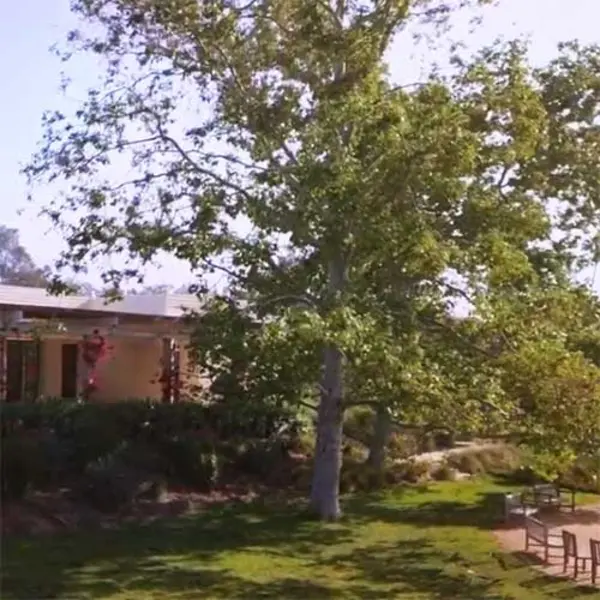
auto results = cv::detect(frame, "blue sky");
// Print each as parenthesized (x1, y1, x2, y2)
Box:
(0, 0, 599, 290)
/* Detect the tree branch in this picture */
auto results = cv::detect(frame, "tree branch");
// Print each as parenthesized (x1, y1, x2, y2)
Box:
(146, 109, 256, 203)
(259, 294, 316, 309)
(298, 399, 318, 412)
(201, 258, 245, 282)
(417, 314, 498, 359)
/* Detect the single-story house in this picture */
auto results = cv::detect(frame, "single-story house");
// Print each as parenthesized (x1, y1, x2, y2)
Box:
(0, 284, 203, 403)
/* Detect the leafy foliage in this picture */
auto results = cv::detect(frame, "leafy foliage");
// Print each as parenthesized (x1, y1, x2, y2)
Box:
(0, 399, 302, 501)
(470, 287, 600, 477)
(25, 0, 600, 517)
(187, 296, 320, 414)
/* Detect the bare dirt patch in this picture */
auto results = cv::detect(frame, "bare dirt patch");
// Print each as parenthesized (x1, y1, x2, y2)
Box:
(1, 485, 262, 536)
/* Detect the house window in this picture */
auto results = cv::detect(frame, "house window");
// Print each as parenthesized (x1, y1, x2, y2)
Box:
(61, 343, 79, 399)
(1, 339, 40, 402)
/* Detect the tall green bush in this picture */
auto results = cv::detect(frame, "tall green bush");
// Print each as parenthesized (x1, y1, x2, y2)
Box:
(0, 398, 298, 443)
(0, 399, 300, 500)
(160, 434, 219, 491)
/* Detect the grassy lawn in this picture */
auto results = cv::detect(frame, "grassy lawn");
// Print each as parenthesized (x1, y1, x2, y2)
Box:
(2, 479, 599, 599)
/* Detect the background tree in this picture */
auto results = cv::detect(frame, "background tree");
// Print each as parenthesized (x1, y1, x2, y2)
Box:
(478, 286, 600, 477)
(0, 226, 49, 288)
(26, 0, 600, 519)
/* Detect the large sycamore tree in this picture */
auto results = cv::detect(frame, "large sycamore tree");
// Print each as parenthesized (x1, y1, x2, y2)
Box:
(27, 0, 600, 519)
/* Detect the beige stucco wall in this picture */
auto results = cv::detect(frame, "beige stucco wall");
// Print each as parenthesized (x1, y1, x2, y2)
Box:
(40, 338, 65, 398)
(38, 334, 202, 402)
(94, 337, 163, 401)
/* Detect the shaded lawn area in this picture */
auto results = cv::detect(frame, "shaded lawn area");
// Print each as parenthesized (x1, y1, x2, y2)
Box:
(2, 479, 599, 600)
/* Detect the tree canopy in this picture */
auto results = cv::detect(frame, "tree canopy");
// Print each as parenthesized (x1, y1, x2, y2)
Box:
(26, 0, 600, 518)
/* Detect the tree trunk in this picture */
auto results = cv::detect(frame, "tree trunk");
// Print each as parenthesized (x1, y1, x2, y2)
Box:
(367, 404, 392, 473)
(310, 257, 345, 521)
(310, 343, 344, 520)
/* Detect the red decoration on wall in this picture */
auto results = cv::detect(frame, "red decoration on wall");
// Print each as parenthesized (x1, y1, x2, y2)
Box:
(81, 330, 110, 400)
(82, 331, 107, 366)
(160, 338, 181, 404)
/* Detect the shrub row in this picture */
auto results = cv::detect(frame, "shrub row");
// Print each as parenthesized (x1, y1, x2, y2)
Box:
(559, 460, 600, 493)
(0, 400, 302, 505)
(0, 398, 297, 441)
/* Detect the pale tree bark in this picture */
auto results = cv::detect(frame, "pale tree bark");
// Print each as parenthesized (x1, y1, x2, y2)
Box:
(309, 0, 350, 521)
(310, 256, 346, 520)
(310, 344, 344, 520)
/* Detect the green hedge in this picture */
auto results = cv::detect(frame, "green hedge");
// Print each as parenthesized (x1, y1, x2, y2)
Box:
(0, 398, 295, 440)
(0, 399, 301, 502)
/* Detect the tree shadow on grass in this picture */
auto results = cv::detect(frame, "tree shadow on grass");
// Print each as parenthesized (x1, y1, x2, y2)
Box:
(3, 563, 342, 600)
(346, 478, 598, 534)
(502, 551, 600, 598)
(70, 561, 342, 600)
(326, 536, 600, 600)
(4, 488, 597, 600)
(507, 562, 600, 599)
(3, 531, 505, 600)
(345, 491, 503, 530)
(3, 489, 501, 600)
(342, 491, 599, 599)
(1, 501, 353, 599)
(321, 538, 504, 600)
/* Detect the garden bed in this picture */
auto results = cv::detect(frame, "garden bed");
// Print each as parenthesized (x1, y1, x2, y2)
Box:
(2, 484, 262, 536)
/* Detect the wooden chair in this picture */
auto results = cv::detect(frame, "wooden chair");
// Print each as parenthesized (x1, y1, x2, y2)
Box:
(524, 515, 563, 563)
(562, 530, 590, 578)
(591, 538, 599, 585)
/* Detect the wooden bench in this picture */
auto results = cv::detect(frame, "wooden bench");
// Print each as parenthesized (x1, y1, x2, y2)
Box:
(527, 484, 576, 513)
(524, 515, 563, 563)
(503, 492, 538, 523)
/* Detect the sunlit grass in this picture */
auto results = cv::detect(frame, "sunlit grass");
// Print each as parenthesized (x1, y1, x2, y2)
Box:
(2, 479, 599, 599)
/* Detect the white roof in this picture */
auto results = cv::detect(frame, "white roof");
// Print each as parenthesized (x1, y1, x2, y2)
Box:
(0, 284, 201, 318)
